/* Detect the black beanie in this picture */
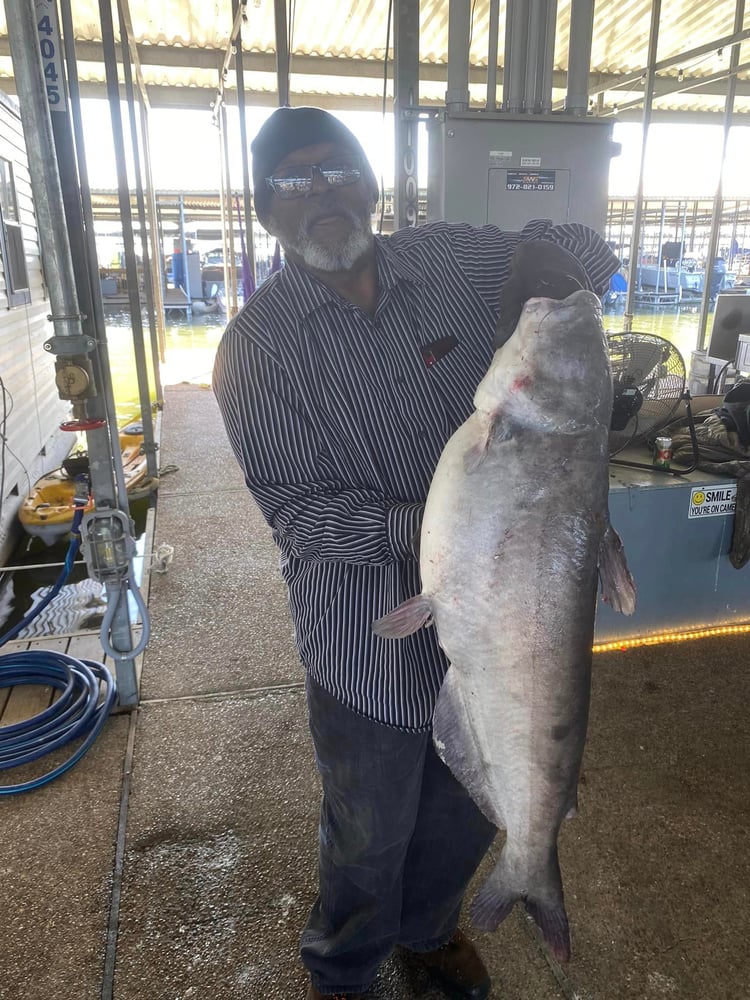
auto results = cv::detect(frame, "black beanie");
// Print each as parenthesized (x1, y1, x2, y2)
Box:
(251, 106, 379, 224)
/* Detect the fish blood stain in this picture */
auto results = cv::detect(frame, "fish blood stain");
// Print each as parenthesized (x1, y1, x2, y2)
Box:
(511, 374, 533, 392)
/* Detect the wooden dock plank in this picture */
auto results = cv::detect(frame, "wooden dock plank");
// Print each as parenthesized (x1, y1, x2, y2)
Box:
(2, 684, 53, 725)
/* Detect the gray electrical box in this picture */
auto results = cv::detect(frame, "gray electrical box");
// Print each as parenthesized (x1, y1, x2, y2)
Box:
(427, 112, 618, 234)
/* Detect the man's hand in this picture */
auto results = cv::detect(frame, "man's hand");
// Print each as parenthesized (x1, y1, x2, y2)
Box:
(496, 241, 590, 347)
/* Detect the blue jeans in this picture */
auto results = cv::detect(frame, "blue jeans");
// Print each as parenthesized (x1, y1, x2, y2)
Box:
(300, 676, 497, 995)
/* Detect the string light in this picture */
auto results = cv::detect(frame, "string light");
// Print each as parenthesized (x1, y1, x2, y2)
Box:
(593, 623, 750, 654)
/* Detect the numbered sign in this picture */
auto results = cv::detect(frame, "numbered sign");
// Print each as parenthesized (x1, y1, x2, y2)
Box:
(35, 1, 66, 112)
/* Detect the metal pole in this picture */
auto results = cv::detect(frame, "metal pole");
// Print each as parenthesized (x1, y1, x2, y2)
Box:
(697, 0, 745, 353)
(486, 0, 501, 110)
(9, 0, 140, 704)
(274, 0, 290, 107)
(6, 0, 80, 341)
(524, 0, 544, 113)
(539, 0, 558, 114)
(178, 194, 192, 308)
(139, 102, 167, 363)
(623, 0, 662, 333)
(57, 0, 130, 508)
(506, 0, 529, 113)
(394, 0, 420, 229)
(446, 0, 471, 112)
(117, 0, 164, 410)
(232, 0, 257, 290)
(219, 103, 239, 317)
(98, 0, 159, 479)
(566, 0, 594, 115)
(117, 0, 167, 362)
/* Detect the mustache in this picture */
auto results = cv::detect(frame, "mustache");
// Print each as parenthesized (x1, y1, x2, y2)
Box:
(300, 199, 359, 230)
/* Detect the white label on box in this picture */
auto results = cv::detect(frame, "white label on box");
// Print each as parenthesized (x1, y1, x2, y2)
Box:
(688, 485, 737, 518)
(520, 156, 542, 167)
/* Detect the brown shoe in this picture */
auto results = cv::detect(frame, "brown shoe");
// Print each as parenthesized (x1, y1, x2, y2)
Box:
(306, 981, 367, 999)
(409, 929, 491, 1000)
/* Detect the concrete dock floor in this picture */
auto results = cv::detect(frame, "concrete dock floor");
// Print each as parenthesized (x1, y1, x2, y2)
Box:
(2, 381, 749, 999)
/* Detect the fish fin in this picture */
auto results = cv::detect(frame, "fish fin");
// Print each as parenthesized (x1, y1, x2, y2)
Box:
(372, 595, 433, 639)
(525, 896, 572, 963)
(598, 522, 637, 615)
(470, 846, 571, 963)
(463, 416, 513, 474)
(433, 667, 503, 827)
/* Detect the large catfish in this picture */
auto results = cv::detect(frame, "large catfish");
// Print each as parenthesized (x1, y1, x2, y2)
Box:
(374, 266, 636, 962)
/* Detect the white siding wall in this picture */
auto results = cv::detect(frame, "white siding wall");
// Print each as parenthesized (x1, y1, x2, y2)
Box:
(0, 92, 71, 562)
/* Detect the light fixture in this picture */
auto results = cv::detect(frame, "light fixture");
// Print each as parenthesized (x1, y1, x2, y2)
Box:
(593, 623, 750, 654)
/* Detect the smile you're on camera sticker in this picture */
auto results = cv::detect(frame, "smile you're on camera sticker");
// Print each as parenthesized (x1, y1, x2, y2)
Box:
(688, 485, 737, 519)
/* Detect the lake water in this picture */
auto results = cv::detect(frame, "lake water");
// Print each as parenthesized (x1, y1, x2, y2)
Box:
(106, 300, 714, 415)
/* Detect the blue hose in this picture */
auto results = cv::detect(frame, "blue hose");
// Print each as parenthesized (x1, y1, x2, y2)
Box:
(0, 650, 117, 794)
(0, 505, 118, 794)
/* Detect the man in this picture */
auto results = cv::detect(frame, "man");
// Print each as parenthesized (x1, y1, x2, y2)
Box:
(213, 106, 618, 999)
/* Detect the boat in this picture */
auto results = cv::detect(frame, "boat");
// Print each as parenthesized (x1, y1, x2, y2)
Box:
(18, 422, 151, 546)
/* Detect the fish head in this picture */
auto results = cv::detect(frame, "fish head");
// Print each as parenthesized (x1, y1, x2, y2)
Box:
(476, 289, 613, 433)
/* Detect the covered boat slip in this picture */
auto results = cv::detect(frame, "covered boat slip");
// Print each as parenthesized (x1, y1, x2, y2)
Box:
(1, 383, 748, 999)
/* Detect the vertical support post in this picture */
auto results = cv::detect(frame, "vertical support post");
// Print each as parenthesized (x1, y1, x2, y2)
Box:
(394, 0, 420, 230)
(117, 0, 163, 411)
(139, 101, 167, 363)
(505, 0, 529, 113)
(623, 0, 662, 333)
(524, 0, 545, 112)
(98, 0, 158, 479)
(697, 0, 745, 352)
(117, 0, 167, 362)
(566, 0, 595, 115)
(486, 0, 501, 110)
(56, 0, 130, 507)
(233, 0, 256, 291)
(539, 0, 558, 114)
(219, 102, 239, 317)
(446, 0, 471, 112)
(178, 193, 192, 311)
(8, 0, 140, 704)
(274, 0, 290, 107)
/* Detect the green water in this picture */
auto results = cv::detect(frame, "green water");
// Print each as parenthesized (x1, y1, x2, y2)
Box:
(105, 311, 226, 420)
(107, 303, 712, 417)
(602, 302, 707, 366)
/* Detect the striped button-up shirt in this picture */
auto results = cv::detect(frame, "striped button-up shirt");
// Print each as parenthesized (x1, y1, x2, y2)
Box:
(213, 219, 618, 730)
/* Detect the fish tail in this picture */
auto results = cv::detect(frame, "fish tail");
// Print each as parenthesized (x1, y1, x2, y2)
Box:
(525, 894, 571, 963)
(469, 846, 571, 963)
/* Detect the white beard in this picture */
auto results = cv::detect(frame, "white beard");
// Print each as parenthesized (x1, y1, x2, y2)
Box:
(270, 202, 374, 272)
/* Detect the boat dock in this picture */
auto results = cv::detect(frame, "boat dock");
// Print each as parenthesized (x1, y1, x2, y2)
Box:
(1, 382, 749, 999)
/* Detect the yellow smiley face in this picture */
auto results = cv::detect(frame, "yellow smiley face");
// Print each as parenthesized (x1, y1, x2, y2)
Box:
(693, 491, 706, 505)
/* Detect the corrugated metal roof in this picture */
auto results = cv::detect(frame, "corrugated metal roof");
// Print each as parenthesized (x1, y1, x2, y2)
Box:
(0, 1, 748, 119)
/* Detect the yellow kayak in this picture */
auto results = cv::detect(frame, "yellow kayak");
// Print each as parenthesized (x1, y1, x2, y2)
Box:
(18, 422, 152, 546)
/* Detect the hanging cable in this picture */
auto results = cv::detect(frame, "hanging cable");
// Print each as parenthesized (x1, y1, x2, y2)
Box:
(0, 505, 86, 647)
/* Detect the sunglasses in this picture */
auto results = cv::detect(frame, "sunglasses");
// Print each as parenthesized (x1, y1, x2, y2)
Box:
(265, 155, 362, 200)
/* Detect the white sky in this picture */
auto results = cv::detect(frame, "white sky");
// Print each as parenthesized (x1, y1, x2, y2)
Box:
(78, 100, 750, 200)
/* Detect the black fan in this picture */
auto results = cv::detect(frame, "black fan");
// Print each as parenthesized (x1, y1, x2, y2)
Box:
(606, 332, 699, 473)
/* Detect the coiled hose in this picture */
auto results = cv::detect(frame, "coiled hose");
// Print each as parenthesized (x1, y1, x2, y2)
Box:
(0, 507, 118, 794)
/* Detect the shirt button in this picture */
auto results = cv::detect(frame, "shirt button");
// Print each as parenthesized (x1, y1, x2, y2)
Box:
(395, 375, 406, 385)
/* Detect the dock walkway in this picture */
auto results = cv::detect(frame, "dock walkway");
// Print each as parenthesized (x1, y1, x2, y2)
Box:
(1, 382, 749, 999)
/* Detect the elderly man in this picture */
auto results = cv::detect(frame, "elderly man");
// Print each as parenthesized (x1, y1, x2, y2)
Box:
(213, 106, 618, 999)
